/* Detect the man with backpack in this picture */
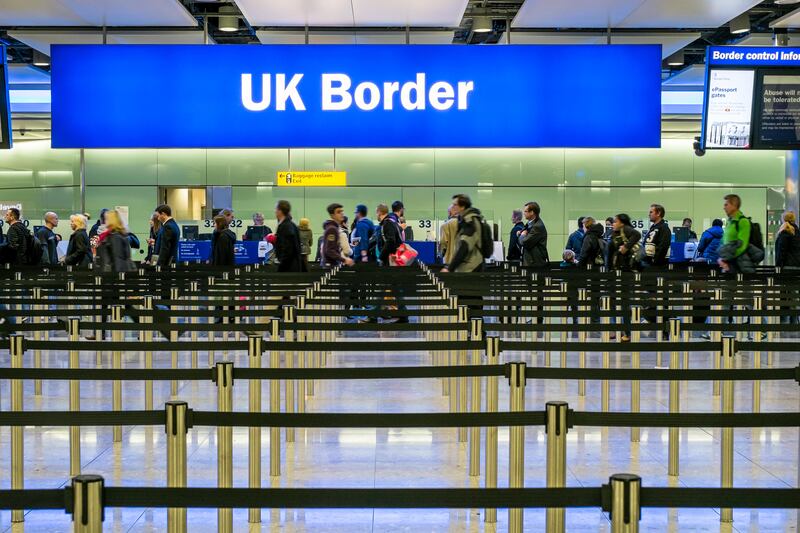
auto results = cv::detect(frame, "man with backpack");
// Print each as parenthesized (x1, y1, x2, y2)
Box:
(0, 208, 40, 265)
(718, 194, 764, 274)
(441, 194, 487, 273)
(519, 201, 549, 268)
(351, 204, 375, 263)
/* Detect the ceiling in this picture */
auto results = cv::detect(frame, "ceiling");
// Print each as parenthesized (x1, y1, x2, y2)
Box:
(255, 30, 454, 45)
(0, 0, 196, 26)
(8, 29, 211, 54)
(505, 31, 700, 59)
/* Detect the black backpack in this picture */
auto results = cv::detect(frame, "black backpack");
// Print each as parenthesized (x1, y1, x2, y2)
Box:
(24, 232, 43, 265)
(733, 216, 764, 250)
(479, 216, 494, 258)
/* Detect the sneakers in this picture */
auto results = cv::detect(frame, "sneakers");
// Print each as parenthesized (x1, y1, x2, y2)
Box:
(699, 333, 711, 340)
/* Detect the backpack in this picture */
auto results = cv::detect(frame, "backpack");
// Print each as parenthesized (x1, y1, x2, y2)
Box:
(128, 232, 141, 249)
(733, 216, 765, 263)
(479, 217, 494, 258)
(595, 238, 608, 266)
(24, 231, 43, 265)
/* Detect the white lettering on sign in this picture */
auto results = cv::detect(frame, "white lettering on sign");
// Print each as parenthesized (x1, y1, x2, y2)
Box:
(244, 73, 474, 112)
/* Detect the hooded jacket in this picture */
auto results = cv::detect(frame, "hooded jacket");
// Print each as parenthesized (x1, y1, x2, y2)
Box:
(351, 217, 374, 261)
(322, 219, 346, 266)
(210, 228, 236, 266)
(696, 225, 724, 263)
(448, 207, 484, 272)
(275, 216, 304, 272)
(775, 223, 800, 268)
(578, 223, 605, 267)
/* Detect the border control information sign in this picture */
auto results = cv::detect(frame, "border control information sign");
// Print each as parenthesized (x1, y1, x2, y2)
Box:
(702, 46, 800, 150)
(51, 44, 661, 149)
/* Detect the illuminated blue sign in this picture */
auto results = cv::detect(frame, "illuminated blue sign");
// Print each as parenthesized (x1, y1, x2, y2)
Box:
(51, 44, 661, 149)
(708, 46, 800, 67)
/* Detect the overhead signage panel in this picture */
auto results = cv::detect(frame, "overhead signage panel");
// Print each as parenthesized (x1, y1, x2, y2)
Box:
(708, 45, 800, 67)
(277, 171, 346, 187)
(51, 44, 662, 149)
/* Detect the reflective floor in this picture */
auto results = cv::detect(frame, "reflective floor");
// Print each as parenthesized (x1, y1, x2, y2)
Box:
(0, 328, 797, 532)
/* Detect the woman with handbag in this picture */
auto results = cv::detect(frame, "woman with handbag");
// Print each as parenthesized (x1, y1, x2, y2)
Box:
(608, 214, 641, 341)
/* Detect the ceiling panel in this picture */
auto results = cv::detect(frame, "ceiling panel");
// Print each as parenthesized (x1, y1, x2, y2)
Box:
(238, 0, 466, 27)
(734, 33, 779, 46)
(618, 0, 761, 29)
(7, 65, 51, 85)
(256, 30, 453, 44)
(771, 7, 800, 29)
(505, 31, 697, 58)
(10, 30, 211, 55)
(662, 64, 705, 87)
(513, 0, 759, 29)
(0, 0, 197, 26)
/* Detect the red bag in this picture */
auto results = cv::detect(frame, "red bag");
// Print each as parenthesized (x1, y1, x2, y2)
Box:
(390, 243, 418, 266)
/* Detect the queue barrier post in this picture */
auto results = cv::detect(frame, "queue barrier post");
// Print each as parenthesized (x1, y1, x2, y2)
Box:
(207, 276, 216, 366)
(656, 277, 665, 367)
(608, 473, 641, 533)
(578, 287, 588, 397)
(720, 335, 735, 523)
(682, 281, 691, 371)
(712, 288, 723, 397)
(469, 317, 482, 477)
(559, 280, 568, 368)
(457, 304, 469, 443)
(448, 296, 458, 429)
(766, 277, 775, 367)
(248, 334, 263, 524)
(545, 401, 568, 533)
(296, 295, 308, 411)
(32, 286, 42, 395)
(508, 361, 527, 533)
(600, 295, 611, 412)
(284, 305, 296, 443)
(170, 287, 180, 398)
(668, 317, 681, 477)
(68, 317, 82, 476)
(189, 281, 199, 368)
(111, 304, 123, 442)
(142, 295, 154, 410)
(94, 275, 102, 363)
(630, 306, 642, 443)
(214, 361, 234, 533)
(10, 334, 24, 523)
(484, 335, 500, 524)
(165, 401, 188, 533)
(752, 296, 762, 413)
(71, 474, 105, 533)
(269, 318, 281, 477)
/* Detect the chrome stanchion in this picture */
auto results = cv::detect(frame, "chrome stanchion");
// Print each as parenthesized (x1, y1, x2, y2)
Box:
(630, 306, 642, 443)
(71, 474, 105, 533)
(111, 304, 123, 442)
(248, 334, 263, 523)
(166, 401, 188, 533)
(142, 295, 154, 410)
(469, 317, 482, 477)
(508, 361, 527, 533)
(32, 286, 42, 395)
(720, 335, 735, 523)
(457, 304, 469, 443)
(448, 295, 459, 434)
(682, 281, 691, 370)
(189, 280, 199, 368)
(712, 288, 723, 397)
(608, 473, 641, 533)
(68, 318, 82, 476)
(600, 295, 611, 412)
(656, 276, 665, 367)
(752, 295, 762, 413)
(766, 277, 775, 367)
(170, 287, 180, 398)
(295, 296, 307, 415)
(546, 401, 568, 533)
(559, 281, 568, 368)
(668, 317, 681, 477)
(215, 361, 234, 533)
(269, 318, 281, 477)
(208, 276, 216, 366)
(284, 305, 296, 443)
(10, 334, 24, 523)
(578, 287, 588, 396)
(94, 275, 103, 365)
(484, 336, 500, 524)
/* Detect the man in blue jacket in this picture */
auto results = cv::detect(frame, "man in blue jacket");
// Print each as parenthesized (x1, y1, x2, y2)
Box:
(695, 219, 723, 263)
(351, 204, 375, 263)
(564, 216, 585, 255)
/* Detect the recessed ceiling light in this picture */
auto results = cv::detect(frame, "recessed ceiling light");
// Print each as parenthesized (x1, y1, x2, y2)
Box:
(730, 13, 750, 34)
(667, 51, 684, 66)
(32, 50, 50, 66)
(219, 6, 239, 32)
(473, 16, 493, 33)
(775, 0, 800, 5)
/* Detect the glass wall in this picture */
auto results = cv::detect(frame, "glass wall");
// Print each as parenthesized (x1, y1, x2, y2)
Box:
(0, 139, 786, 259)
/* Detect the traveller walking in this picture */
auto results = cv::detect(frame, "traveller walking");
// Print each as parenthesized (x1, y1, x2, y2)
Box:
(377, 203, 403, 266)
(718, 194, 763, 274)
(507, 209, 525, 262)
(88, 208, 108, 240)
(441, 194, 484, 273)
(155, 204, 180, 266)
(0, 208, 31, 265)
(298, 217, 313, 270)
(577, 217, 605, 267)
(272, 200, 304, 272)
(210, 215, 236, 266)
(565, 216, 585, 255)
(322, 203, 355, 267)
(95, 210, 134, 273)
(519, 201, 548, 268)
(775, 211, 800, 270)
(36, 211, 59, 265)
(608, 214, 641, 271)
(439, 205, 458, 265)
(351, 204, 375, 263)
(695, 219, 724, 263)
(146, 213, 161, 264)
(64, 214, 92, 267)
(640, 204, 671, 269)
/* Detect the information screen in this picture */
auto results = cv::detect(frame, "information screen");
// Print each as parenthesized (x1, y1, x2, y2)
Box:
(0, 44, 11, 150)
(704, 69, 755, 149)
(757, 74, 800, 147)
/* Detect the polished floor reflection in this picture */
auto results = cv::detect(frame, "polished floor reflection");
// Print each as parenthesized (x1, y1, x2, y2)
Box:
(0, 328, 797, 532)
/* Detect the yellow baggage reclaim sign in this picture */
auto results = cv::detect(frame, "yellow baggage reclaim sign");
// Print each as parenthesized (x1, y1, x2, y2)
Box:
(277, 171, 347, 187)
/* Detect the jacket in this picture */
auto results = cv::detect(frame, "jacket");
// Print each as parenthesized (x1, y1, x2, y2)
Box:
(696, 226, 723, 263)
(96, 231, 134, 273)
(0, 221, 29, 265)
(507, 222, 525, 261)
(36, 226, 58, 265)
(210, 228, 236, 266)
(775, 224, 800, 268)
(640, 220, 671, 267)
(299, 228, 313, 256)
(449, 207, 484, 273)
(439, 217, 459, 265)
(723, 211, 750, 259)
(322, 219, 346, 266)
(65, 229, 92, 266)
(351, 217, 374, 262)
(565, 228, 585, 255)
(578, 223, 605, 267)
(157, 218, 180, 266)
(275, 216, 304, 272)
(520, 217, 548, 268)
(378, 213, 403, 265)
(608, 225, 641, 270)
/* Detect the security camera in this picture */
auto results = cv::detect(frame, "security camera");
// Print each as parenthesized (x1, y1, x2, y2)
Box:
(692, 136, 705, 157)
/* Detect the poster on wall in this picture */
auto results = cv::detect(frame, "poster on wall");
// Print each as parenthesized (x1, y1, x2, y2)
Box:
(705, 69, 755, 149)
(757, 74, 800, 147)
